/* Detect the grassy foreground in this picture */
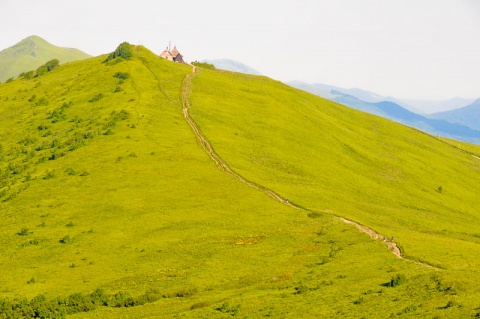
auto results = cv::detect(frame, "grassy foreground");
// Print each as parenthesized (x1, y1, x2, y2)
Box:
(0, 45, 479, 318)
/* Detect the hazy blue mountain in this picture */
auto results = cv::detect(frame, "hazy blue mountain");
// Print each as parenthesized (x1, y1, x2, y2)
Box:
(0, 35, 91, 82)
(429, 99, 480, 131)
(290, 82, 479, 115)
(290, 84, 480, 144)
(402, 97, 477, 114)
(290, 81, 423, 114)
(288, 81, 334, 99)
(203, 59, 262, 75)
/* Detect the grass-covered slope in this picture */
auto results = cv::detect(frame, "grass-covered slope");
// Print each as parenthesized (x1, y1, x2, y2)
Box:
(0, 46, 479, 318)
(0, 35, 91, 82)
(189, 68, 480, 303)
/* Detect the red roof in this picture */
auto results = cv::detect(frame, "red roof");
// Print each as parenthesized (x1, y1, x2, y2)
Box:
(170, 46, 180, 57)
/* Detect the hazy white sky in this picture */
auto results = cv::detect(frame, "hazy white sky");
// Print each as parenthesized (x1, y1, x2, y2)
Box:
(1, 0, 479, 100)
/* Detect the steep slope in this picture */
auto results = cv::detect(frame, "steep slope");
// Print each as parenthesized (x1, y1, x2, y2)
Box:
(0, 35, 91, 82)
(189, 66, 480, 302)
(1, 45, 479, 318)
(430, 98, 480, 131)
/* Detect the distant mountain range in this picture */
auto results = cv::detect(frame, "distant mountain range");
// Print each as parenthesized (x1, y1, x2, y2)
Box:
(0, 35, 91, 82)
(289, 81, 480, 144)
(429, 99, 480, 131)
(289, 82, 478, 115)
(202, 59, 262, 75)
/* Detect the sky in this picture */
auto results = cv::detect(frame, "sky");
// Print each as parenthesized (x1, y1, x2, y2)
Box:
(0, 0, 479, 100)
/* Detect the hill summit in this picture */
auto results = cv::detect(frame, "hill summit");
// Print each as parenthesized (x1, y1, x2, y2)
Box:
(0, 35, 91, 82)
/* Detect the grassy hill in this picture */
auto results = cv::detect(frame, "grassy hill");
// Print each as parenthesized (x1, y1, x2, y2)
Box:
(0, 44, 479, 318)
(0, 35, 91, 83)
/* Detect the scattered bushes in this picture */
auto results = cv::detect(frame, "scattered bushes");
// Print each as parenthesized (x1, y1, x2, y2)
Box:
(0, 288, 166, 318)
(192, 61, 216, 70)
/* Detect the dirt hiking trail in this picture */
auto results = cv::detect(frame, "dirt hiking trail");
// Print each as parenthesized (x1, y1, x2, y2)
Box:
(181, 66, 438, 269)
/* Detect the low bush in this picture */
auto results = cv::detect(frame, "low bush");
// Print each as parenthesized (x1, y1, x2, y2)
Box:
(388, 274, 406, 287)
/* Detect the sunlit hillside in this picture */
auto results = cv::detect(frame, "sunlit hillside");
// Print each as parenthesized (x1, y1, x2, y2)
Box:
(0, 35, 91, 83)
(0, 44, 479, 318)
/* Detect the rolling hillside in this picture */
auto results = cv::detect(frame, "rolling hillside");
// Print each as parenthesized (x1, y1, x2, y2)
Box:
(0, 35, 91, 82)
(1, 44, 480, 318)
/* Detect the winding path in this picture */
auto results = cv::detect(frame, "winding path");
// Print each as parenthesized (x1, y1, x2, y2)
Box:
(181, 66, 437, 269)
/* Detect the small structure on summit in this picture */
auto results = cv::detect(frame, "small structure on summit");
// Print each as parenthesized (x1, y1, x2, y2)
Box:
(160, 45, 184, 63)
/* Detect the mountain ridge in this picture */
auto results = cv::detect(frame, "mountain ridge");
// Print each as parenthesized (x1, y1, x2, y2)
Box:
(429, 98, 480, 131)
(0, 35, 91, 82)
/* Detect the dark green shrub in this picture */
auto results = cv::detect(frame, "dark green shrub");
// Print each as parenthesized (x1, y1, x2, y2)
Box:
(44, 59, 59, 71)
(35, 66, 48, 77)
(388, 274, 406, 287)
(17, 227, 30, 236)
(104, 42, 134, 62)
(59, 235, 71, 244)
(88, 93, 104, 102)
(113, 72, 130, 80)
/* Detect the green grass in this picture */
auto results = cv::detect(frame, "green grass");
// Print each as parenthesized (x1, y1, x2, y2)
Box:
(0, 35, 91, 82)
(0, 45, 479, 318)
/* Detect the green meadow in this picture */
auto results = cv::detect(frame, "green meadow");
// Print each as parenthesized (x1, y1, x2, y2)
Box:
(0, 45, 479, 318)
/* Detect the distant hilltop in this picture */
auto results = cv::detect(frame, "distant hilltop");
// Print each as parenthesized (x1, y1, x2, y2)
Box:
(0, 35, 91, 82)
